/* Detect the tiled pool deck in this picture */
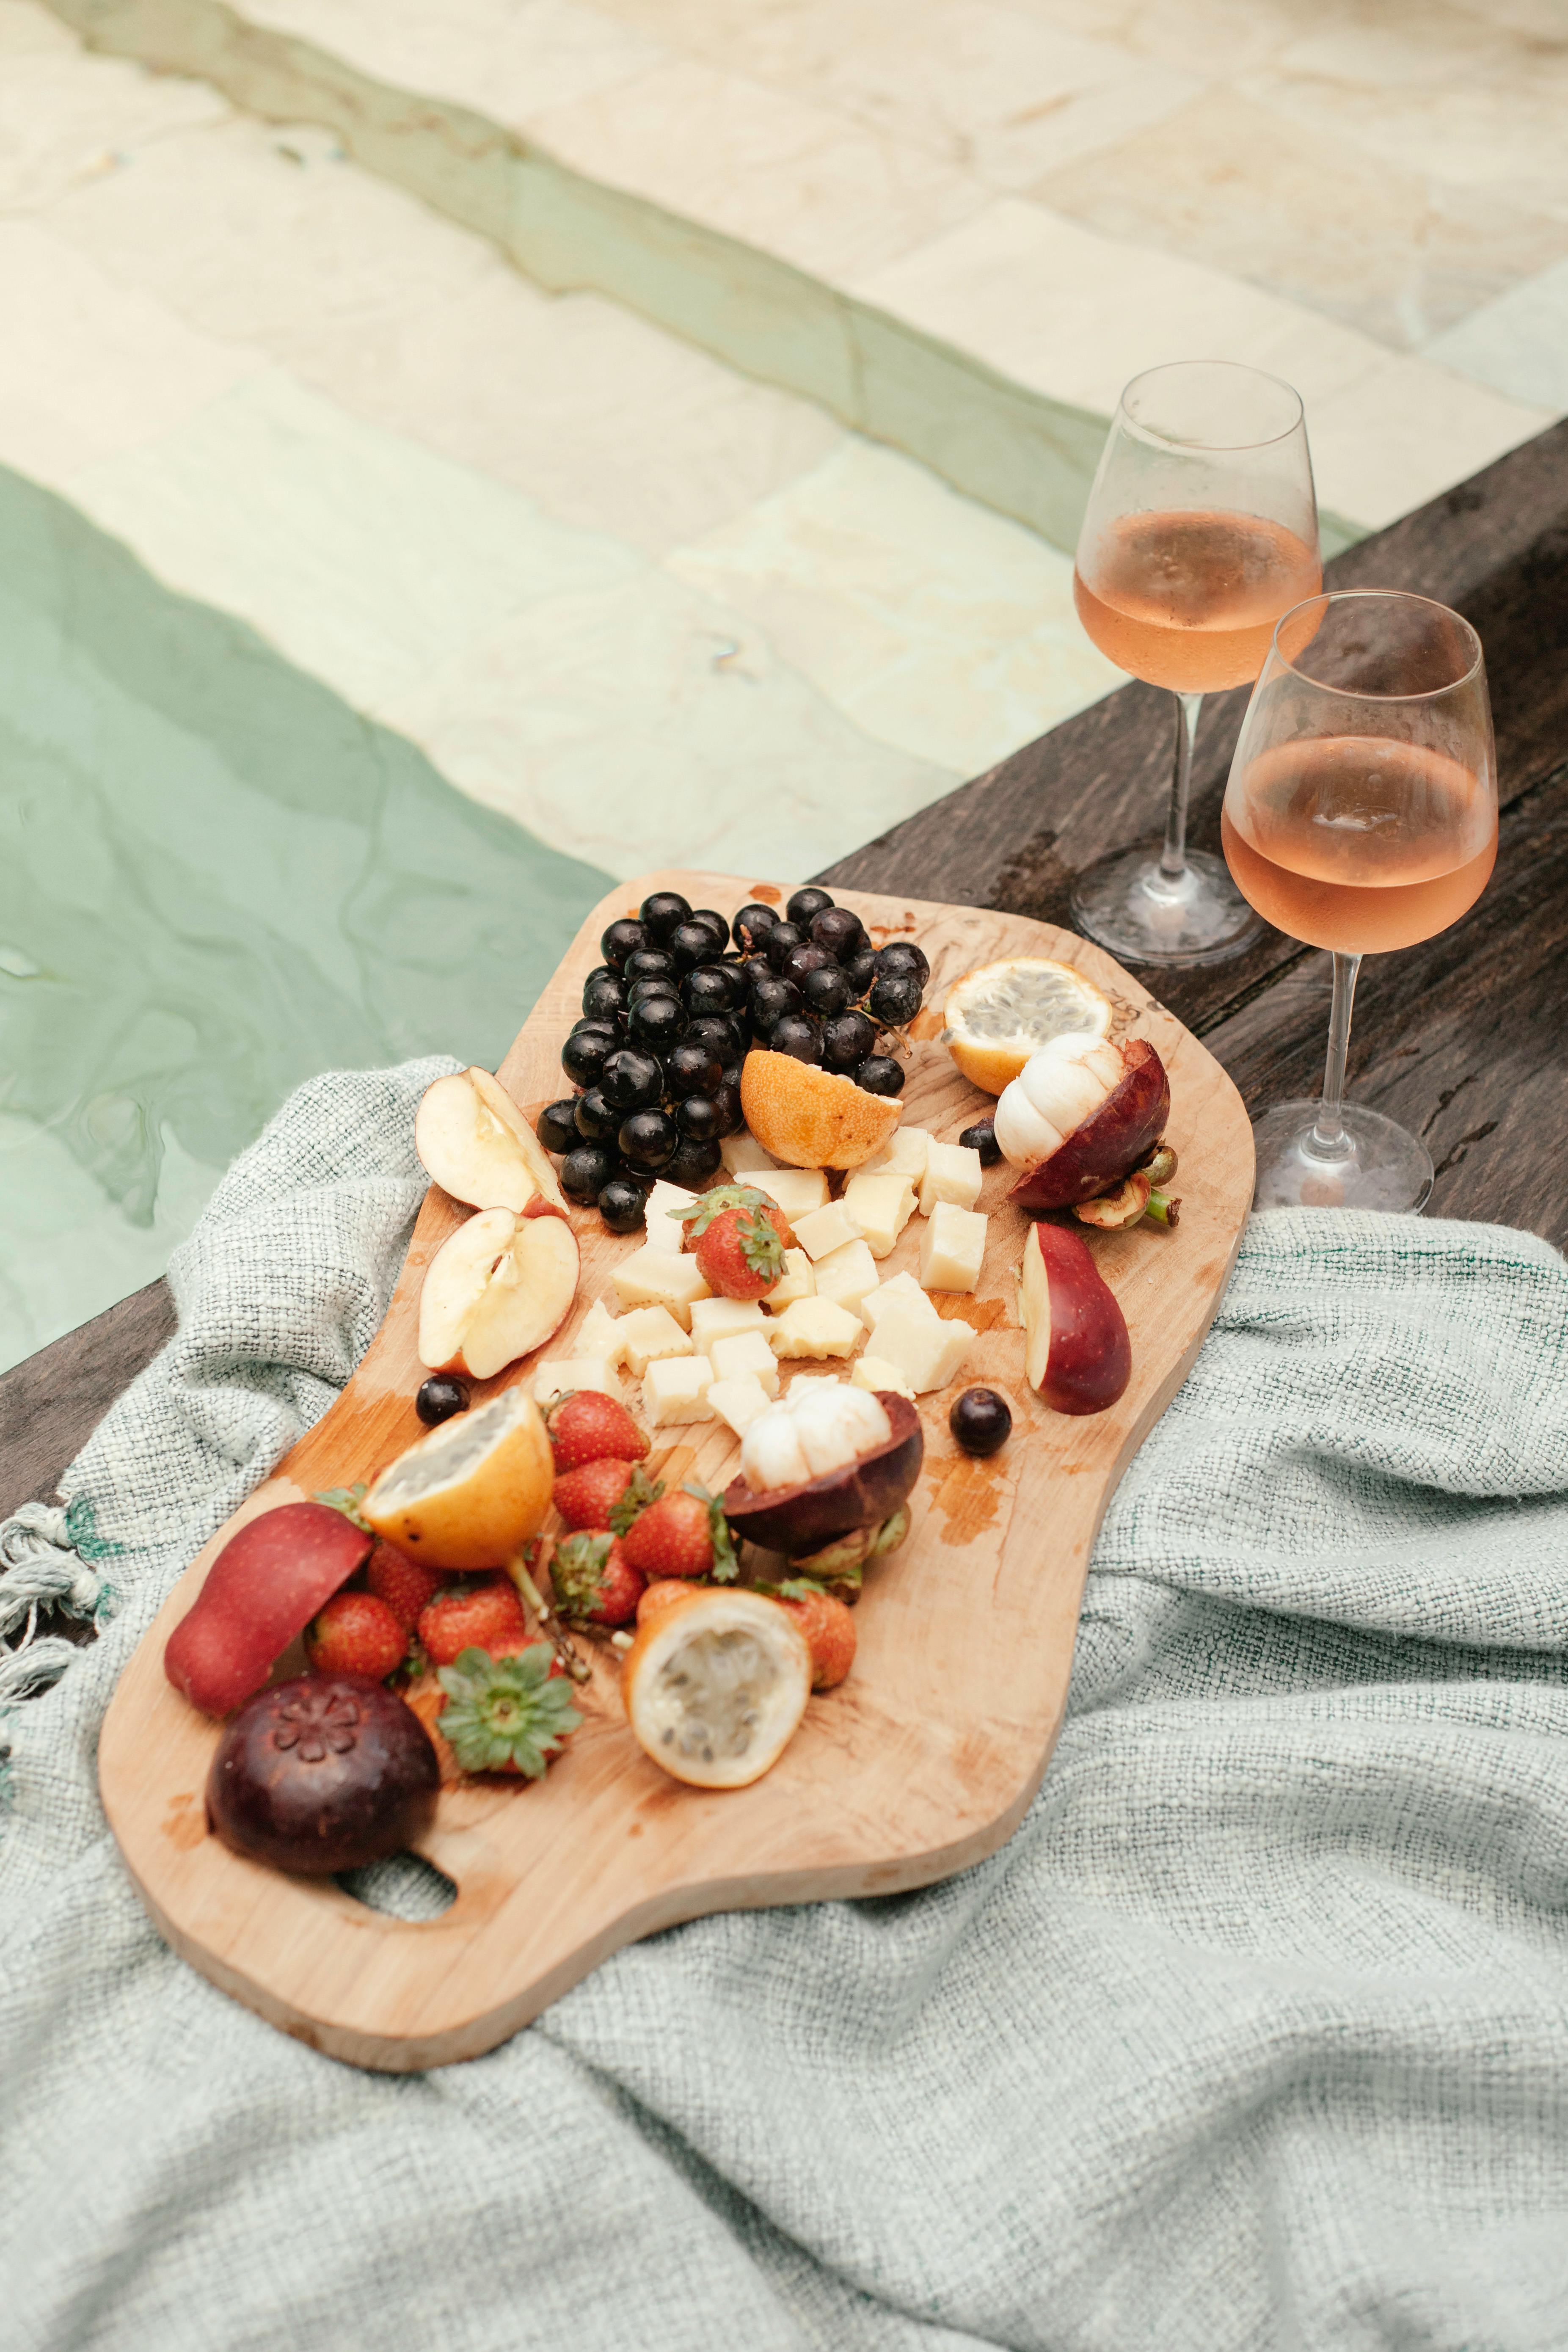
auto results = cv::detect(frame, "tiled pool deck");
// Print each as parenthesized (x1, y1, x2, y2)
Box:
(2, 0, 1564, 1369)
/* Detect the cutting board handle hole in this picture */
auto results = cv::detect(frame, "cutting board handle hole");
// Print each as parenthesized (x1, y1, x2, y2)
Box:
(336, 1851, 457, 1922)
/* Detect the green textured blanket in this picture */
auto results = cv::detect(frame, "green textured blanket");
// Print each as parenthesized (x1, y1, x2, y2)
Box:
(3, 1060, 1566, 2352)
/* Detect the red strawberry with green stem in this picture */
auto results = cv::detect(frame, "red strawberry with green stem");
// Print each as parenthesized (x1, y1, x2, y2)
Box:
(437, 1643, 581, 1778)
(620, 1484, 738, 1583)
(545, 1391, 650, 1472)
(548, 1530, 645, 1627)
(553, 1459, 661, 1535)
(678, 1187, 795, 1302)
(304, 1589, 408, 1682)
(364, 1539, 445, 1634)
(417, 1577, 528, 1668)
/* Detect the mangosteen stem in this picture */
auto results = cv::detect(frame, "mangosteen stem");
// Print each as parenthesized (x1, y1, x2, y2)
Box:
(1146, 1189, 1181, 1227)
(508, 1554, 592, 1682)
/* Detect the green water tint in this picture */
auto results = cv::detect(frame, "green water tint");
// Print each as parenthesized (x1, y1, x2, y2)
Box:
(0, 464, 612, 1370)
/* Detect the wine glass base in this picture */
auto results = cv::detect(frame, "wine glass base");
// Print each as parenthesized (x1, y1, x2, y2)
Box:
(1069, 846, 1263, 969)
(1251, 1101, 1433, 1214)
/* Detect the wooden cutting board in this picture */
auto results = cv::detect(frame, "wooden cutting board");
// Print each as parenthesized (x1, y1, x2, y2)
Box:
(99, 871, 1254, 2070)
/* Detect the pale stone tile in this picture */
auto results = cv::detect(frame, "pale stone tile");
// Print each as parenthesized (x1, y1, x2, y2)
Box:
(380, 568, 959, 881)
(65, 370, 645, 712)
(1306, 353, 1552, 530)
(851, 196, 1389, 424)
(240, 0, 669, 123)
(665, 439, 1121, 776)
(0, 1, 77, 55)
(526, 57, 990, 283)
(0, 221, 262, 485)
(0, 44, 227, 211)
(1423, 260, 1568, 415)
(1030, 85, 1568, 350)
(981, 0, 1330, 79)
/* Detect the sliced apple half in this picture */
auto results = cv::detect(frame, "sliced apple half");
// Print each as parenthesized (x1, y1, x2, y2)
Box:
(416, 1066, 567, 1214)
(1018, 1221, 1131, 1416)
(418, 1202, 579, 1379)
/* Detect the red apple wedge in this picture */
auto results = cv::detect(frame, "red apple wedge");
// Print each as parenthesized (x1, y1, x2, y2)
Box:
(164, 1500, 372, 1716)
(418, 1201, 579, 1379)
(415, 1066, 567, 1214)
(998, 1035, 1170, 1212)
(1018, 1221, 1131, 1415)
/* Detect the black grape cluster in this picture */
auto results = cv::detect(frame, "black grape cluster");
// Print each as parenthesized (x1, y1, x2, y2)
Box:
(535, 886, 930, 1234)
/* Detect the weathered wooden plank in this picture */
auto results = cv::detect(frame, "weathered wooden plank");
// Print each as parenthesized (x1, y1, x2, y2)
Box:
(0, 1278, 175, 1519)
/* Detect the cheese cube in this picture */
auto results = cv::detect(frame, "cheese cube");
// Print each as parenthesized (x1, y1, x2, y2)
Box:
(720, 1132, 777, 1175)
(689, 1296, 768, 1354)
(852, 1353, 917, 1403)
(810, 1237, 879, 1319)
(861, 1271, 938, 1332)
(708, 1372, 773, 1437)
(749, 1167, 829, 1222)
(767, 1298, 865, 1360)
(860, 1127, 931, 1182)
(643, 1353, 715, 1426)
(763, 1247, 815, 1310)
(576, 1299, 626, 1366)
(919, 1202, 987, 1293)
(840, 1169, 916, 1258)
(709, 1329, 780, 1395)
(532, 1355, 616, 1403)
(793, 1199, 863, 1262)
(616, 1304, 693, 1378)
(645, 1177, 699, 1243)
(918, 1140, 984, 1216)
(610, 1244, 711, 1327)
(867, 1299, 973, 1393)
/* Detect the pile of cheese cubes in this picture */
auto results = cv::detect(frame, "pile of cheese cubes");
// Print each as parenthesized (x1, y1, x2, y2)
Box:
(532, 1123, 988, 1436)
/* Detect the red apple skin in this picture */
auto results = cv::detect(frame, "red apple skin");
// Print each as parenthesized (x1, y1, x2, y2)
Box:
(722, 1394, 923, 1557)
(1010, 1039, 1170, 1212)
(164, 1502, 372, 1717)
(1031, 1224, 1132, 1416)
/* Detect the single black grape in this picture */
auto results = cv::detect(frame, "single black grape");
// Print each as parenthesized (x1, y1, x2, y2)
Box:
(536, 1097, 580, 1155)
(663, 1135, 723, 1186)
(601, 1046, 664, 1111)
(667, 921, 715, 974)
(960, 1117, 1000, 1167)
(856, 1054, 904, 1097)
(949, 1387, 1012, 1457)
(733, 902, 780, 952)
(771, 1013, 822, 1065)
(869, 969, 923, 1027)
(710, 1081, 745, 1137)
(677, 1093, 722, 1142)
(638, 890, 691, 945)
(582, 963, 617, 991)
(782, 941, 837, 990)
(810, 906, 865, 963)
(684, 962, 745, 1018)
(601, 916, 646, 971)
(624, 947, 678, 988)
(627, 993, 686, 1052)
(842, 947, 878, 1001)
(802, 964, 851, 1019)
(581, 972, 626, 1021)
(821, 1009, 876, 1072)
(665, 1040, 724, 1100)
(416, 1373, 469, 1427)
(765, 921, 806, 973)
(876, 940, 930, 987)
(787, 885, 834, 926)
(618, 1107, 679, 1172)
(574, 1085, 620, 1144)
(562, 1143, 617, 1202)
(569, 1015, 617, 1038)
(686, 1013, 746, 1064)
(688, 909, 730, 954)
(561, 1027, 615, 1088)
(719, 1061, 742, 1092)
(598, 1176, 648, 1235)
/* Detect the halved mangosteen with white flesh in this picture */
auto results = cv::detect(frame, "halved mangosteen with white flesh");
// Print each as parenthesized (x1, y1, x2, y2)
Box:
(995, 1033, 1170, 1212)
(722, 1378, 923, 1575)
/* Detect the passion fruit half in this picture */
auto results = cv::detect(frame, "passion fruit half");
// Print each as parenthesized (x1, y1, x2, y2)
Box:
(722, 1391, 923, 1558)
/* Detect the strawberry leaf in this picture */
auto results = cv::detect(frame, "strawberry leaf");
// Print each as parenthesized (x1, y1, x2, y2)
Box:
(736, 1207, 785, 1280)
(608, 1464, 662, 1538)
(685, 1483, 740, 1584)
(678, 1184, 772, 1240)
(437, 1643, 581, 1777)
(315, 1483, 371, 1531)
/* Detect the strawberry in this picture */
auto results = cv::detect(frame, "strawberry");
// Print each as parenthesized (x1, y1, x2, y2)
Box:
(437, 1642, 581, 1778)
(549, 1530, 645, 1627)
(771, 1580, 857, 1690)
(553, 1458, 661, 1535)
(620, 1484, 738, 1583)
(546, 1390, 650, 1472)
(304, 1589, 407, 1682)
(417, 1576, 527, 1668)
(678, 1186, 794, 1301)
(364, 1539, 445, 1634)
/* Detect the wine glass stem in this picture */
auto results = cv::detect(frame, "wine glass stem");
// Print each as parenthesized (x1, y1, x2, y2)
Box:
(1160, 691, 1203, 880)
(1311, 951, 1362, 1159)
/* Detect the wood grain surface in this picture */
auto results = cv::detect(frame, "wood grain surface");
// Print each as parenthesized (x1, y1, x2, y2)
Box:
(98, 873, 1252, 2071)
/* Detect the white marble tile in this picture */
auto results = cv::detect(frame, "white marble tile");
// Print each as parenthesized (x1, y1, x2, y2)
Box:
(0, 221, 262, 485)
(65, 370, 645, 713)
(1423, 260, 1568, 416)
(1306, 352, 1552, 530)
(665, 438, 1121, 775)
(380, 567, 959, 882)
(0, 1, 77, 55)
(982, 0, 1328, 79)
(0, 42, 228, 212)
(526, 56, 991, 284)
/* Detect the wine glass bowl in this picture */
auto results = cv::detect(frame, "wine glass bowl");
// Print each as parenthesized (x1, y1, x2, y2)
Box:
(1223, 590, 1497, 1212)
(1070, 361, 1321, 968)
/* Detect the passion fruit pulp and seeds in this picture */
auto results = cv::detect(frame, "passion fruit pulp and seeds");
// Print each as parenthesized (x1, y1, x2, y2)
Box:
(537, 888, 934, 1233)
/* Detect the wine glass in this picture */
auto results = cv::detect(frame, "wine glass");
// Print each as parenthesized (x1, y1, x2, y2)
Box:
(1070, 361, 1322, 967)
(1222, 590, 1498, 1211)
